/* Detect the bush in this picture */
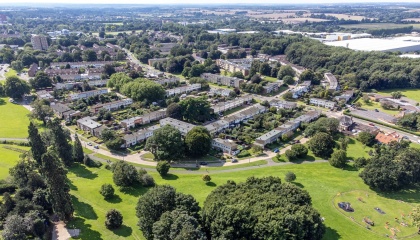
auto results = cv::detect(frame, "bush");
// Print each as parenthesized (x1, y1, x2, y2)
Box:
(105, 209, 123, 229)
(156, 161, 170, 176)
(140, 174, 155, 187)
(202, 174, 211, 182)
(112, 161, 138, 187)
(291, 144, 308, 158)
(285, 172, 296, 182)
(354, 157, 368, 169)
(237, 150, 251, 158)
(329, 150, 347, 168)
(100, 184, 115, 199)
(285, 149, 297, 161)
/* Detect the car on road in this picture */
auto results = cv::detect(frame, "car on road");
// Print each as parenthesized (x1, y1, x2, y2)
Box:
(87, 142, 92, 146)
(273, 148, 279, 153)
(94, 145, 99, 149)
(232, 159, 238, 163)
(200, 162, 208, 165)
(374, 109, 379, 112)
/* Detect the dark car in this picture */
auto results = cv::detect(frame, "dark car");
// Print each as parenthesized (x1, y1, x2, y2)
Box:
(273, 148, 279, 153)
(338, 202, 354, 212)
(232, 159, 238, 163)
(200, 162, 208, 165)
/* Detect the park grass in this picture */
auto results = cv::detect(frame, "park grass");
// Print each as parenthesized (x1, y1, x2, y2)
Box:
(376, 88, 420, 103)
(83, 147, 94, 154)
(67, 161, 420, 240)
(0, 98, 31, 138)
(334, 190, 418, 238)
(0, 145, 29, 179)
(141, 152, 154, 161)
(4, 68, 17, 78)
(356, 98, 399, 116)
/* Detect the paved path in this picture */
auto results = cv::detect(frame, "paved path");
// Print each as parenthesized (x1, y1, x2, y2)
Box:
(0, 138, 28, 142)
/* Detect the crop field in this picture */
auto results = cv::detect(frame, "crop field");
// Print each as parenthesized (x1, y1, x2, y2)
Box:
(325, 14, 375, 21)
(340, 23, 420, 30)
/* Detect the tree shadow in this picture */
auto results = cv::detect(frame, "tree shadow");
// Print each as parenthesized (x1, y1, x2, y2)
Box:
(120, 185, 148, 197)
(324, 226, 341, 240)
(291, 182, 304, 188)
(68, 180, 78, 191)
(377, 187, 420, 204)
(111, 224, 133, 237)
(292, 155, 316, 164)
(342, 164, 358, 172)
(71, 195, 98, 220)
(105, 194, 122, 204)
(162, 173, 179, 180)
(0, 98, 5, 105)
(70, 164, 98, 180)
(205, 182, 217, 187)
(67, 217, 103, 240)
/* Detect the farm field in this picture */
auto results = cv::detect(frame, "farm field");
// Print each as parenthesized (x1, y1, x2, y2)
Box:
(66, 162, 420, 240)
(376, 88, 420, 103)
(340, 23, 420, 30)
(325, 13, 374, 21)
(0, 98, 31, 138)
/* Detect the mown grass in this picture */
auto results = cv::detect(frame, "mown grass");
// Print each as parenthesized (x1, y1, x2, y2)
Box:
(376, 88, 420, 103)
(0, 145, 29, 179)
(0, 98, 31, 138)
(356, 98, 399, 116)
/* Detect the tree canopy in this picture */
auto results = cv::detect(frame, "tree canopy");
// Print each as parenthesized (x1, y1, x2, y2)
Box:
(145, 125, 184, 161)
(185, 126, 212, 157)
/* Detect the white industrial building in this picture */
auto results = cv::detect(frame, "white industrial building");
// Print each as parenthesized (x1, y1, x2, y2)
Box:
(324, 38, 420, 52)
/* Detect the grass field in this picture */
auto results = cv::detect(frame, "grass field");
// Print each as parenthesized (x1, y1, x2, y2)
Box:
(325, 13, 374, 21)
(4, 68, 17, 78)
(334, 190, 417, 238)
(376, 88, 420, 103)
(0, 145, 29, 179)
(66, 161, 420, 240)
(0, 98, 31, 138)
(355, 98, 399, 116)
(340, 23, 420, 30)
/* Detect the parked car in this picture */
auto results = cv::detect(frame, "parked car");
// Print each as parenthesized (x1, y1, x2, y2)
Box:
(273, 148, 279, 153)
(295, 140, 300, 144)
(200, 162, 208, 165)
(232, 159, 238, 163)
(87, 142, 92, 146)
(374, 109, 379, 112)
(94, 145, 99, 149)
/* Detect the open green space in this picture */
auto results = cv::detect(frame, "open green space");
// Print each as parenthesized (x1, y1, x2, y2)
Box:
(66, 161, 420, 240)
(340, 23, 420, 30)
(334, 190, 417, 238)
(375, 88, 420, 103)
(0, 98, 31, 138)
(0, 145, 29, 179)
(4, 68, 17, 78)
(356, 98, 399, 116)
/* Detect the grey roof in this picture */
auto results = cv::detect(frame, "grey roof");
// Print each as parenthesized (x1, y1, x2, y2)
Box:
(77, 117, 102, 129)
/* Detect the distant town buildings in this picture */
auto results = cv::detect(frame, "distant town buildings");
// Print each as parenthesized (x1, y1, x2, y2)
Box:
(90, 98, 133, 113)
(31, 35, 49, 50)
(165, 84, 201, 97)
(68, 89, 108, 101)
(216, 59, 251, 76)
(201, 73, 244, 88)
(269, 100, 297, 110)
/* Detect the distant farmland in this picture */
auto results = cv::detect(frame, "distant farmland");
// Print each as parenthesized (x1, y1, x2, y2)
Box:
(340, 23, 420, 30)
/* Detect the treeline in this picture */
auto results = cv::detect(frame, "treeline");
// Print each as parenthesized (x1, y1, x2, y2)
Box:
(284, 38, 420, 90)
(367, 26, 413, 36)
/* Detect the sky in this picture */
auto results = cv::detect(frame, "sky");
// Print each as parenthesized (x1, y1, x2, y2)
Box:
(4, 0, 420, 4)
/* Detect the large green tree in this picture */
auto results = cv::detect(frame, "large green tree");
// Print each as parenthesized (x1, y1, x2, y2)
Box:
(107, 73, 133, 91)
(40, 149, 74, 221)
(29, 72, 52, 89)
(30, 99, 53, 125)
(185, 126, 212, 157)
(179, 97, 211, 123)
(112, 161, 138, 187)
(357, 131, 375, 146)
(329, 150, 347, 168)
(202, 177, 325, 240)
(152, 210, 206, 240)
(49, 120, 73, 166)
(121, 79, 165, 103)
(145, 125, 184, 161)
(307, 132, 335, 158)
(4, 76, 30, 99)
(72, 134, 84, 163)
(28, 122, 46, 165)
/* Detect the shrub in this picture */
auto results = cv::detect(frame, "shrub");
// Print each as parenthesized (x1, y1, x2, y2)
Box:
(237, 150, 251, 158)
(156, 161, 170, 176)
(285, 149, 297, 161)
(285, 172, 296, 182)
(140, 174, 155, 187)
(100, 184, 114, 199)
(202, 174, 211, 182)
(354, 157, 368, 169)
(329, 150, 347, 168)
(105, 209, 123, 229)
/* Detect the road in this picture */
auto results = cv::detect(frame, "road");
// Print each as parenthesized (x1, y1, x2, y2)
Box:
(0, 64, 9, 80)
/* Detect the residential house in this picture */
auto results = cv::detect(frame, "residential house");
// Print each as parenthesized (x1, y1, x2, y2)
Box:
(209, 88, 233, 97)
(375, 131, 400, 144)
(339, 115, 354, 131)
(324, 73, 339, 91)
(68, 89, 108, 101)
(262, 82, 280, 94)
(49, 61, 116, 69)
(165, 84, 201, 97)
(291, 81, 311, 98)
(201, 73, 244, 88)
(77, 117, 103, 137)
(204, 120, 230, 135)
(212, 138, 240, 155)
(122, 128, 154, 147)
(159, 118, 196, 135)
(368, 93, 387, 102)
(211, 96, 252, 114)
(216, 59, 250, 76)
(335, 90, 354, 103)
(28, 63, 39, 77)
(269, 99, 297, 110)
(90, 98, 133, 113)
(148, 58, 168, 66)
(50, 103, 71, 118)
(36, 90, 54, 101)
(309, 98, 336, 109)
(120, 110, 167, 129)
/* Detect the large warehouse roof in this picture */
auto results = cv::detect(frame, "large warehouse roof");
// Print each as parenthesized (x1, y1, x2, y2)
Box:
(324, 38, 420, 52)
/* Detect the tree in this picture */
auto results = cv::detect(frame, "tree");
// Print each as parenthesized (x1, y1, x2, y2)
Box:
(2, 215, 27, 240)
(412, 205, 420, 229)
(49, 120, 73, 166)
(230, 71, 244, 79)
(283, 75, 295, 85)
(354, 157, 368, 169)
(136, 185, 200, 240)
(28, 122, 46, 165)
(72, 134, 84, 163)
(105, 137, 125, 151)
(107, 73, 133, 91)
(121, 80, 165, 103)
(185, 126, 212, 157)
(145, 125, 184, 161)
(282, 91, 294, 100)
(103, 64, 116, 77)
(156, 161, 171, 177)
(112, 161, 138, 187)
(100, 184, 115, 199)
(285, 171, 296, 182)
(291, 144, 308, 158)
(105, 209, 123, 229)
(338, 137, 349, 151)
(152, 210, 206, 240)
(4, 76, 30, 99)
(166, 102, 182, 119)
(308, 132, 335, 158)
(299, 69, 316, 81)
(140, 174, 155, 187)
(30, 99, 53, 125)
(179, 97, 211, 123)
(277, 65, 295, 79)
(202, 177, 325, 240)
(259, 62, 271, 76)
(40, 149, 74, 221)
(329, 150, 347, 168)
(360, 157, 405, 191)
(30, 72, 52, 89)
(357, 131, 375, 146)
(285, 149, 297, 161)
(11, 60, 23, 72)
(82, 49, 97, 61)
(202, 174, 211, 182)
(391, 91, 402, 99)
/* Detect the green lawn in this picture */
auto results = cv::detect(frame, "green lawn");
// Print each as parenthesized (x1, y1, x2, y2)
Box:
(0, 98, 31, 138)
(67, 161, 420, 240)
(0, 145, 29, 179)
(83, 147, 94, 154)
(4, 68, 17, 78)
(340, 23, 420, 30)
(376, 88, 420, 103)
(334, 190, 417, 238)
(356, 98, 399, 116)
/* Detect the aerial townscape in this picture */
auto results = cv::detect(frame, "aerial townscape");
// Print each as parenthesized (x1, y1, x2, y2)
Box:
(2, 1, 420, 239)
